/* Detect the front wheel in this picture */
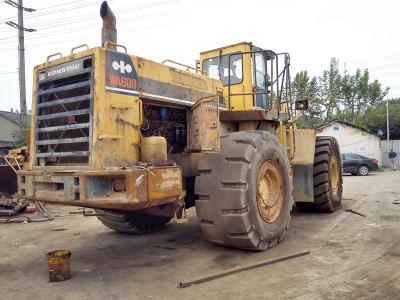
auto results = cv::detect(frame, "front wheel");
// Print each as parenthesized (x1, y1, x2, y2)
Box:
(357, 165, 369, 176)
(195, 131, 293, 251)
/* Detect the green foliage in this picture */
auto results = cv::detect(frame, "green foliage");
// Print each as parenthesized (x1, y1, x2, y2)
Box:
(11, 122, 30, 149)
(359, 98, 400, 139)
(292, 66, 389, 129)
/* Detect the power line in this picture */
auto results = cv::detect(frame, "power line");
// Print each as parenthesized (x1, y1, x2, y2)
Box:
(0, 1, 180, 45)
(28, 0, 176, 26)
(0, 19, 182, 53)
(0, 0, 178, 35)
(23, 0, 114, 20)
(34, 0, 84, 12)
(0, 0, 98, 22)
(4, 11, 169, 42)
(0, 34, 16, 40)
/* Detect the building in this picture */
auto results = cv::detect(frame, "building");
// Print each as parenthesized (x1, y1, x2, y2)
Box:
(317, 121, 382, 165)
(0, 110, 29, 153)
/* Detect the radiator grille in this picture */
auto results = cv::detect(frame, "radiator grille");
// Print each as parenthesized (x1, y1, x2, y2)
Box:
(35, 57, 93, 166)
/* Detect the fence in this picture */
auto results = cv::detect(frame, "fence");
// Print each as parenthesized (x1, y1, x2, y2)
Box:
(381, 140, 400, 168)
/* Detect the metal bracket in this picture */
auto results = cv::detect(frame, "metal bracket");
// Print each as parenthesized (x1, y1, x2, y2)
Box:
(83, 208, 105, 216)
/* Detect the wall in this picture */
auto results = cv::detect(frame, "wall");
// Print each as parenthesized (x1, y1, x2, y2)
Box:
(381, 140, 400, 168)
(317, 122, 382, 165)
(0, 117, 18, 147)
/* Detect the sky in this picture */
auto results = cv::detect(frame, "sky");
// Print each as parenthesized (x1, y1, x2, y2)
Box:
(0, 0, 399, 112)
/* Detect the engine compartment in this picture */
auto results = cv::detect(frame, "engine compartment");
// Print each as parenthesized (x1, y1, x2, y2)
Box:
(141, 104, 187, 154)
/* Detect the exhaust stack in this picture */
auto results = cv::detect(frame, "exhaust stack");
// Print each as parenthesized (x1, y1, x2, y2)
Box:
(100, 1, 117, 47)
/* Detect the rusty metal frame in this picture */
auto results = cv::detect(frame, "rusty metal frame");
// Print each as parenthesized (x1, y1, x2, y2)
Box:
(16, 165, 183, 211)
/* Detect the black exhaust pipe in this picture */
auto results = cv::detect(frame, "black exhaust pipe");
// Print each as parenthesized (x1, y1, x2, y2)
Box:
(100, 1, 116, 47)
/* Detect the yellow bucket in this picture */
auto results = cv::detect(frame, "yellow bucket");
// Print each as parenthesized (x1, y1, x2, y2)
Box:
(47, 250, 71, 282)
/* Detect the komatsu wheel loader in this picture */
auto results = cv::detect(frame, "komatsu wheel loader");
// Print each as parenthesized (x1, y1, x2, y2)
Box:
(15, 2, 342, 250)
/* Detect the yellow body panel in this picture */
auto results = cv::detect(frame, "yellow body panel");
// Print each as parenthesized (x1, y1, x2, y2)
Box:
(28, 47, 222, 172)
(292, 128, 316, 164)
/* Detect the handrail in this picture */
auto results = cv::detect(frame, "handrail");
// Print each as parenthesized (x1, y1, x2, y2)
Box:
(104, 41, 127, 53)
(71, 44, 89, 54)
(46, 52, 62, 62)
(162, 59, 205, 75)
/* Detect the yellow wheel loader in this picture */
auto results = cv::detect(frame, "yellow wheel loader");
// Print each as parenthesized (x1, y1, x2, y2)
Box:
(15, 2, 342, 250)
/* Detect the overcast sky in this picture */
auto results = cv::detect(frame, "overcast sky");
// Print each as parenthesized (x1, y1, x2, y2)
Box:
(0, 0, 399, 112)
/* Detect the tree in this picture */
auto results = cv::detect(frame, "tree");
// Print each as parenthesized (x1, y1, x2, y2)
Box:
(11, 122, 30, 149)
(318, 65, 342, 124)
(291, 71, 322, 127)
(359, 98, 400, 139)
(292, 66, 388, 128)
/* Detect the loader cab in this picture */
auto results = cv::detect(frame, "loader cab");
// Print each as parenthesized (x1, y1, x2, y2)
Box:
(200, 42, 291, 113)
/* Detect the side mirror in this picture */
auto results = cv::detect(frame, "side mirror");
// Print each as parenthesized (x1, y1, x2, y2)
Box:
(295, 100, 309, 110)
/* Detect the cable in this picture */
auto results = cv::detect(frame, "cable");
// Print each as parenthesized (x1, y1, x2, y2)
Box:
(34, 0, 84, 12)
(0, 1, 183, 50)
(0, 19, 182, 53)
(29, 0, 177, 26)
(0, 9, 170, 43)
(0, 34, 16, 41)
(0, 0, 113, 22)
(0, 0, 179, 36)
(24, 0, 113, 20)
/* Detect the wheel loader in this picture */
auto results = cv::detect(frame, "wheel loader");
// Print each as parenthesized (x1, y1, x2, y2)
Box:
(15, 2, 342, 250)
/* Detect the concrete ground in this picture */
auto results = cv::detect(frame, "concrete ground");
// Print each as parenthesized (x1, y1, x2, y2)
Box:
(1, 171, 399, 300)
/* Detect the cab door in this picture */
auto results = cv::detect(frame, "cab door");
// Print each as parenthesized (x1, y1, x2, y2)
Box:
(252, 47, 269, 108)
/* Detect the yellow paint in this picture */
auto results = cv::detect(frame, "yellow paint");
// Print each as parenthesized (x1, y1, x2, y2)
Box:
(135, 56, 222, 101)
(200, 42, 253, 110)
(292, 128, 316, 164)
(28, 46, 222, 172)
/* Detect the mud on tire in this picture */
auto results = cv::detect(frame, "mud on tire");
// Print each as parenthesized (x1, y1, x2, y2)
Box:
(296, 136, 343, 212)
(195, 131, 293, 251)
(96, 210, 171, 234)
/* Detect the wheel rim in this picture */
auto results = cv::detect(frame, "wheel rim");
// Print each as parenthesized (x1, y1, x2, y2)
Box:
(329, 155, 339, 196)
(256, 160, 284, 223)
(359, 166, 368, 175)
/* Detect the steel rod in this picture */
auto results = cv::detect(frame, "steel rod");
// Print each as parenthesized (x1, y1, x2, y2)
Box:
(178, 250, 310, 288)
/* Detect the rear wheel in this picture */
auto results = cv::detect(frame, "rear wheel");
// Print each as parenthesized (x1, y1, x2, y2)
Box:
(296, 136, 342, 212)
(357, 165, 369, 176)
(96, 210, 171, 234)
(195, 131, 292, 251)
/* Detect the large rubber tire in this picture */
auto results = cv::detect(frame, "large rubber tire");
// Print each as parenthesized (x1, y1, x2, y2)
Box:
(96, 210, 171, 234)
(296, 136, 342, 212)
(195, 131, 292, 251)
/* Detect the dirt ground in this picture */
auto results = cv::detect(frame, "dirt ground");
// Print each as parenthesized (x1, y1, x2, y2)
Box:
(1, 170, 399, 300)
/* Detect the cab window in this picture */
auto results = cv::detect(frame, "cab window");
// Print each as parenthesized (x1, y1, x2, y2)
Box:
(202, 57, 220, 80)
(202, 53, 243, 85)
(254, 52, 266, 89)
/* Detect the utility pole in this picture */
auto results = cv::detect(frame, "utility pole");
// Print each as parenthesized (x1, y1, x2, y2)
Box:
(386, 95, 390, 142)
(4, 0, 36, 128)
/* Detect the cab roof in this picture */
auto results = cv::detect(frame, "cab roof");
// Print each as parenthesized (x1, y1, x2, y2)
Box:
(200, 42, 252, 55)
